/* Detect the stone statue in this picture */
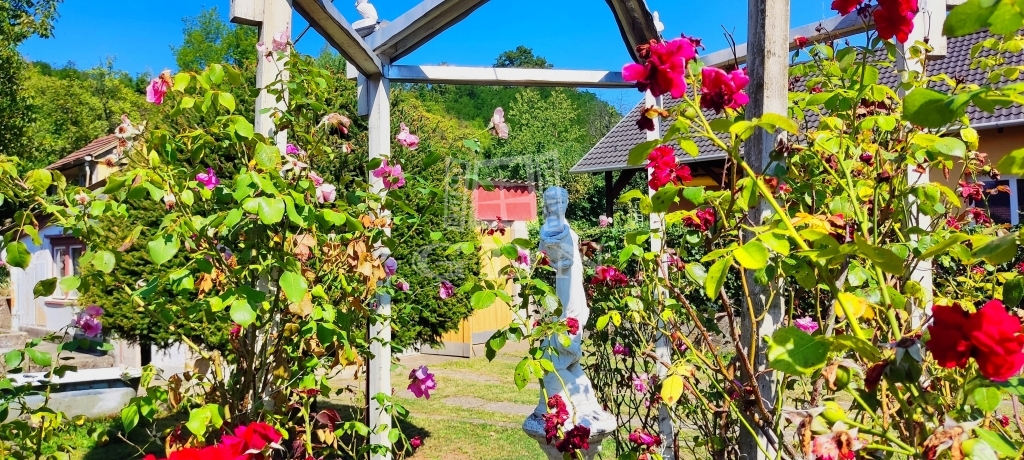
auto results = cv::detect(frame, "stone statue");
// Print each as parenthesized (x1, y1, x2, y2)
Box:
(353, 0, 379, 29)
(523, 187, 616, 460)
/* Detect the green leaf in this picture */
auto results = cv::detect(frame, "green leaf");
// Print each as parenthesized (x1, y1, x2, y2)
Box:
(232, 116, 254, 138)
(58, 276, 80, 293)
(734, 241, 769, 270)
(997, 147, 1024, 176)
(279, 271, 308, 304)
(651, 185, 679, 213)
(5, 242, 30, 269)
(1004, 277, 1024, 308)
(485, 333, 506, 362)
(4, 351, 22, 370)
(185, 406, 212, 436)
(254, 143, 281, 171)
(121, 403, 140, 433)
(975, 427, 1018, 457)
(681, 187, 706, 206)
(179, 97, 195, 109)
(257, 197, 285, 224)
(147, 235, 180, 266)
(902, 88, 958, 129)
(757, 113, 799, 134)
(706, 256, 732, 299)
(684, 263, 707, 285)
(92, 250, 116, 273)
(25, 170, 52, 194)
(471, 290, 497, 310)
(25, 348, 51, 367)
(944, 0, 996, 36)
(767, 327, 830, 375)
(172, 72, 191, 91)
(973, 233, 1017, 265)
(208, 64, 225, 84)
(463, 139, 482, 152)
(932, 137, 967, 159)
(33, 278, 57, 298)
(830, 335, 882, 362)
(627, 140, 660, 165)
(513, 358, 531, 390)
(920, 233, 968, 259)
(972, 386, 1002, 413)
(758, 232, 791, 256)
(229, 299, 257, 327)
(218, 92, 236, 112)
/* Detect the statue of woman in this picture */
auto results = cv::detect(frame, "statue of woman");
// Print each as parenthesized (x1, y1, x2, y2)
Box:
(524, 187, 615, 459)
(355, 0, 378, 22)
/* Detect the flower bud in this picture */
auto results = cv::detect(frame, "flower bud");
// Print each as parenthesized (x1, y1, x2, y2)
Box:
(859, 152, 873, 163)
(877, 170, 892, 183)
(821, 401, 846, 424)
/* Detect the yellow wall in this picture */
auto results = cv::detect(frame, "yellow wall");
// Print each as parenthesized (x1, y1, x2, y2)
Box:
(930, 125, 1024, 199)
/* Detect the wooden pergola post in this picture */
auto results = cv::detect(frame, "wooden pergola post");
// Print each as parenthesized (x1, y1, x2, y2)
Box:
(739, 0, 790, 458)
(232, 0, 292, 149)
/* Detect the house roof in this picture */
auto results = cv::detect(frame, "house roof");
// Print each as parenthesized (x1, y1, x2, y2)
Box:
(46, 135, 118, 171)
(571, 30, 1024, 174)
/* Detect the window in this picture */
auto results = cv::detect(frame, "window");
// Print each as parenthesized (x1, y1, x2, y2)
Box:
(969, 178, 1022, 225)
(51, 238, 84, 298)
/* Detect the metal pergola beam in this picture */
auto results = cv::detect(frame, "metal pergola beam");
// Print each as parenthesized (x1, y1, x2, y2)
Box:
(385, 65, 631, 88)
(605, 0, 661, 63)
(365, 0, 491, 62)
(292, 0, 383, 77)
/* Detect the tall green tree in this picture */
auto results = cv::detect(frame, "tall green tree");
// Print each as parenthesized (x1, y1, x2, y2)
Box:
(493, 45, 553, 69)
(0, 0, 61, 160)
(172, 7, 258, 72)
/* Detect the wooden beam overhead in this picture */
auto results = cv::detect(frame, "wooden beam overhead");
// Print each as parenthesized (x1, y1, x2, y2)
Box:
(605, 0, 661, 63)
(702, 12, 869, 68)
(365, 0, 490, 62)
(292, 0, 383, 77)
(385, 65, 632, 88)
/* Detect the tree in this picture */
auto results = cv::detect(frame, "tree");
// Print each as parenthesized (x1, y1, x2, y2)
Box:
(493, 45, 553, 69)
(172, 7, 258, 72)
(0, 0, 61, 160)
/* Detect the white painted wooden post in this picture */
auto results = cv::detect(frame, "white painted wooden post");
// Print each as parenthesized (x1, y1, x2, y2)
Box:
(365, 66, 393, 460)
(739, 0, 790, 458)
(254, 0, 292, 150)
(901, 0, 946, 327)
(643, 90, 676, 460)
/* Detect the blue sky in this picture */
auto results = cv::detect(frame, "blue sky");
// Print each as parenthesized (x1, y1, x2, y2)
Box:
(20, 0, 835, 112)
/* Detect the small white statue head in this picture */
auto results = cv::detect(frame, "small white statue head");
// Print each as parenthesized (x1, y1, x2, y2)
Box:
(543, 187, 569, 223)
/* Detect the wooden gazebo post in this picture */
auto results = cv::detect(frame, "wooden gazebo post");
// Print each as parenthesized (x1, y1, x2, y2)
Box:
(739, 0, 789, 458)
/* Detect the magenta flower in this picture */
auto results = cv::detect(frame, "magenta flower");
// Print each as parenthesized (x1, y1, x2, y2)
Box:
(146, 70, 172, 105)
(230, 323, 242, 338)
(72, 306, 104, 338)
(490, 107, 509, 139)
(612, 343, 630, 356)
(515, 249, 530, 269)
(566, 317, 580, 335)
(84, 305, 104, 317)
(795, 317, 819, 334)
(439, 280, 455, 300)
(632, 373, 649, 393)
(196, 168, 220, 190)
(396, 123, 420, 150)
(409, 436, 423, 449)
(622, 37, 696, 99)
(383, 257, 398, 277)
(408, 365, 437, 399)
(396, 280, 410, 292)
(286, 143, 302, 155)
(700, 67, 750, 113)
(628, 429, 662, 448)
(372, 159, 406, 190)
(599, 214, 612, 228)
(308, 171, 324, 187)
(316, 183, 337, 204)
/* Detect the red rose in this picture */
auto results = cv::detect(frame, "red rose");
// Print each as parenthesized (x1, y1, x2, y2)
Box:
(926, 301, 1024, 381)
(926, 303, 973, 369)
(874, 0, 918, 42)
(623, 38, 696, 99)
(831, 0, 864, 14)
(566, 317, 580, 335)
(793, 36, 809, 48)
(967, 300, 1024, 381)
(556, 425, 591, 454)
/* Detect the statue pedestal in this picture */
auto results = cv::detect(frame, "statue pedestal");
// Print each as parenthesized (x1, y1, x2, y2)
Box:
(523, 411, 616, 460)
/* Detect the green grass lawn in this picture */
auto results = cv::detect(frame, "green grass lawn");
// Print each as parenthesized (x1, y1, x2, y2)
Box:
(43, 352, 617, 459)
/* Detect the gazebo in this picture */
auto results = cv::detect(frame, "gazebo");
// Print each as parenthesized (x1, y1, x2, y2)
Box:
(225, 0, 946, 458)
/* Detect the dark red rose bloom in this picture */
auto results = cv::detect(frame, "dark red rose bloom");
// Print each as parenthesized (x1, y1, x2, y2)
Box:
(945, 215, 963, 230)
(864, 361, 888, 392)
(682, 208, 716, 232)
(1001, 415, 1012, 428)
(646, 145, 692, 191)
(794, 35, 809, 48)
(874, 0, 918, 43)
(966, 207, 992, 226)
(565, 317, 580, 335)
(555, 425, 591, 454)
(700, 67, 750, 113)
(831, 0, 864, 14)
(623, 38, 697, 99)
(628, 429, 663, 448)
(926, 300, 1024, 381)
(1017, 262, 1024, 274)
(591, 265, 629, 287)
(410, 436, 423, 449)
(543, 395, 570, 444)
